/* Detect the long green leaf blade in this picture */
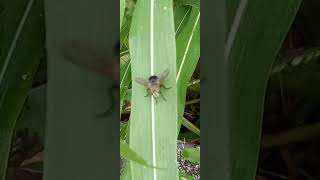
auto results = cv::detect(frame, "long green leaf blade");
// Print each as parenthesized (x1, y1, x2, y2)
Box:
(176, 7, 200, 135)
(120, 54, 131, 116)
(129, 0, 178, 179)
(0, 0, 44, 179)
(120, 140, 155, 168)
(227, 1, 302, 179)
(174, 5, 191, 38)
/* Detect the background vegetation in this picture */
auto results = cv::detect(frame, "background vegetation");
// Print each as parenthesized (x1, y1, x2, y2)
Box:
(3, 0, 320, 180)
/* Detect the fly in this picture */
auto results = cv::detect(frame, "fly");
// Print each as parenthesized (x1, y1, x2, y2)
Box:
(60, 40, 119, 117)
(135, 69, 171, 104)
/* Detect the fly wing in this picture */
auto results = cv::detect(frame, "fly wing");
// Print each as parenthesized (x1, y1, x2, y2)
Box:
(159, 68, 170, 82)
(61, 40, 119, 82)
(135, 77, 149, 88)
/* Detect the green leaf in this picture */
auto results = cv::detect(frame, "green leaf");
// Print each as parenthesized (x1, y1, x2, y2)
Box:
(178, 131, 199, 141)
(181, 147, 200, 162)
(120, 5, 194, 114)
(174, 5, 192, 38)
(120, 17, 132, 115)
(179, 172, 195, 180)
(181, 117, 200, 136)
(120, 54, 131, 116)
(175, 0, 199, 8)
(176, 7, 200, 135)
(120, 121, 128, 140)
(125, 88, 132, 102)
(129, 0, 179, 179)
(15, 85, 46, 140)
(0, 0, 44, 179)
(226, 0, 302, 179)
(120, 140, 157, 169)
(120, 15, 132, 50)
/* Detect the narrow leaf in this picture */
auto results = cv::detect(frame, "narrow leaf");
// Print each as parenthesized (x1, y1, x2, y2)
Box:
(227, 1, 302, 179)
(175, 0, 199, 8)
(129, 0, 179, 179)
(181, 117, 200, 136)
(120, 140, 157, 169)
(174, 5, 192, 38)
(0, 0, 44, 179)
(176, 7, 200, 135)
(181, 147, 200, 162)
(120, 54, 131, 116)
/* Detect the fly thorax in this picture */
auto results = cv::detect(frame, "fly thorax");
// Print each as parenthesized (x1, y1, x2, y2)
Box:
(148, 76, 160, 86)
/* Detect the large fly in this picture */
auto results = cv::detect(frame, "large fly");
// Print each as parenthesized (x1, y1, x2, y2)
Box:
(60, 40, 119, 117)
(135, 69, 171, 104)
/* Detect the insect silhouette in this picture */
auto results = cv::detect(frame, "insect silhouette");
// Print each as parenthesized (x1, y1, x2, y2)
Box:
(60, 40, 119, 117)
(135, 69, 171, 104)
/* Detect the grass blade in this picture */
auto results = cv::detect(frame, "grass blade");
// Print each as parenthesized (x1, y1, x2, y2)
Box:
(181, 117, 200, 136)
(176, 7, 200, 135)
(174, 5, 192, 38)
(120, 16, 131, 50)
(227, 1, 302, 179)
(129, 0, 178, 179)
(120, 54, 131, 116)
(120, 140, 158, 168)
(15, 85, 46, 139)
(0, 0, 44, 179)
(181, 147, 200, 162)
(175, 0, 199, 8)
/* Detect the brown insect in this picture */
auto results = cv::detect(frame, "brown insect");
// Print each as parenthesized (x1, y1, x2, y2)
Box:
(135, 69, 171, 104)
(60, 40, 119, 117)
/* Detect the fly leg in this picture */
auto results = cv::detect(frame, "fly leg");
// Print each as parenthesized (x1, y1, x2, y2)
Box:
(144, 89, 150, 97)
(160, 85, 171, 89)
(96, 85, 118, 118)
(160, 92, 167, 102)
(154, 96, 158, 104)
(158, 86, 169, 103)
